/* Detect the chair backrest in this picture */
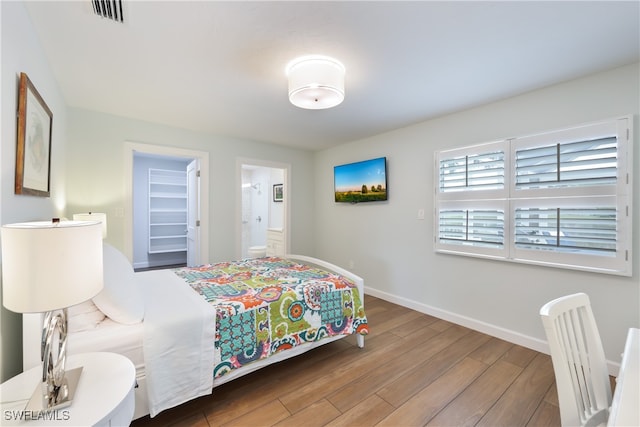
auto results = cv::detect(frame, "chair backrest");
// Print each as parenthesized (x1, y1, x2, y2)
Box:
(540, 293, 612, 427)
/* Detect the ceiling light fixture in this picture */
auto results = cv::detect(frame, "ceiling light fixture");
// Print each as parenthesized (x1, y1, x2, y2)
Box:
(286, 55, 345, 110)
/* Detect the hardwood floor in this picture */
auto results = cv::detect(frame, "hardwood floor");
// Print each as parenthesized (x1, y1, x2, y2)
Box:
(131, 295, 566, 427)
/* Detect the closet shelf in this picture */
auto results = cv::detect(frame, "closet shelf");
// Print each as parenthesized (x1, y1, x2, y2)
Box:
(149, 208, 188, 213)
(150, 235, 187, 240)
(148, 168, 187, 254)
(149, 193, 188, 199)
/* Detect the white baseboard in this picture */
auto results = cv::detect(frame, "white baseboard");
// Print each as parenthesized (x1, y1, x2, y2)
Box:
(364, 286, 621, 376)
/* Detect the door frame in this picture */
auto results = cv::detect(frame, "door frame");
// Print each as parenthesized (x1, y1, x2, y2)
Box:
(124, 141, 210, 264)
(236, 157, 291, 259)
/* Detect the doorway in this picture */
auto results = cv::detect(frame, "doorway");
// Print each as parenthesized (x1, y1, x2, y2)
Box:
(132, 153, 191, 270)
(124, 142, 209, 267)
(237, 159, 290, 259)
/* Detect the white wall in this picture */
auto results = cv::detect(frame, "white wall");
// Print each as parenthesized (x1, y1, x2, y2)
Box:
(65, 108, 316, 263)
(0, 1, 69, 381)
(314, 63, 640, 373)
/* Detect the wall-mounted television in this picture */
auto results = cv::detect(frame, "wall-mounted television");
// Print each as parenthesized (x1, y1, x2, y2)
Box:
(334, 157, 387, 203)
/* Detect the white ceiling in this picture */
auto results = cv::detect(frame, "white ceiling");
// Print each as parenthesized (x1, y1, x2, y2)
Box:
(24, 1, 639, 151)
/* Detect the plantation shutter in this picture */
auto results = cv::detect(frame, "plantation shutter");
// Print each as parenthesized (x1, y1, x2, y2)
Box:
(439, 151, 505, 192)
(435, 116, 631, 276)
(515, 137, 617, 189)
(514, 207, 617, 256)
(439, 209, 504, 249)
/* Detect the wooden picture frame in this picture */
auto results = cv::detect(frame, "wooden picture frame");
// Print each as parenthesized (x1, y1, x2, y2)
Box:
(15, 72, 52, 197)
(273, 184, 283, 202)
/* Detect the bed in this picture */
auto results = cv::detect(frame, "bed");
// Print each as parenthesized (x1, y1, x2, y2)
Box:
(22, 244, 368, 419)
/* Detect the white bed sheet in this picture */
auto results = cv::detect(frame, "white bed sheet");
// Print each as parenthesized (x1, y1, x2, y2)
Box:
(136, 269, 216, 417)
(68, 318, 145, 376)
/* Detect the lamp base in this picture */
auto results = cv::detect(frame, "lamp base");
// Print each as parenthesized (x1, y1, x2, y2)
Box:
(25, 367, 82, 413)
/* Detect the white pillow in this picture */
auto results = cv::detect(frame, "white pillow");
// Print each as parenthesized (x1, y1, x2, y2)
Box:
(68, 299, 106, 333)
(92, 243, 144, 324)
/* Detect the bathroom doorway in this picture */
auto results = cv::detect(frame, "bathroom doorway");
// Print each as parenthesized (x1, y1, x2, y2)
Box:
(237, 159, 290, 259)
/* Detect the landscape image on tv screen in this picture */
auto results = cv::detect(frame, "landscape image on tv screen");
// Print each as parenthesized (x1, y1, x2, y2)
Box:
(334, 157, 387, 203)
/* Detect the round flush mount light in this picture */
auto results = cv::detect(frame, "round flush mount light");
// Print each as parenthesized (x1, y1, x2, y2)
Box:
(286, 55, 345, 110)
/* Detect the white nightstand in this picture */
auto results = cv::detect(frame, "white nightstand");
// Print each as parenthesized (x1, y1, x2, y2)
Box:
(1, 352, 135, 426)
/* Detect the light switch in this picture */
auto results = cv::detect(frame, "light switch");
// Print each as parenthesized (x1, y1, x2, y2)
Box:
(417, 208, 425, 220)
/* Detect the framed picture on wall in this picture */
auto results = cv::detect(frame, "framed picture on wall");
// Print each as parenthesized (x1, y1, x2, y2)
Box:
(273, 184, 283, 202)
(15, 72, 53, 197)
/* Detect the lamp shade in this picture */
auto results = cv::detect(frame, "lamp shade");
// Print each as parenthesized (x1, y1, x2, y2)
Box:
(1, 220, 104, 313)
(287, 55, 345, 109)
(73, 212, 108, 238)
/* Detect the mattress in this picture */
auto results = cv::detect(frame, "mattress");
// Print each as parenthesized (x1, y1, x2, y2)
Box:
(67, 318, 145, 377)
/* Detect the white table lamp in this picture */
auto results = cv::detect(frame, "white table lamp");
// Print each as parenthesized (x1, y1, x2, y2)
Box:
(1, 219, 104, 413)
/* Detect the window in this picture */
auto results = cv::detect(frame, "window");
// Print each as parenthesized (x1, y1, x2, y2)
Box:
(438, 209, 505, 249)
(514, 137, 617, 189)
(439, 150, 505, 192)
(435, 117, 633, 276)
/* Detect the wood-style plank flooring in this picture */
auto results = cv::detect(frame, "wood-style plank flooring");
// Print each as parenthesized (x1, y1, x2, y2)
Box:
(131, 295, 573, 427)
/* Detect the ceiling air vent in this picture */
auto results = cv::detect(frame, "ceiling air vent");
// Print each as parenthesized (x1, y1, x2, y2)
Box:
(92, 0, 124, 23)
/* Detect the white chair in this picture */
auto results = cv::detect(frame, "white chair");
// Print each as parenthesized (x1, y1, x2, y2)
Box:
(540, 293, 612, 427)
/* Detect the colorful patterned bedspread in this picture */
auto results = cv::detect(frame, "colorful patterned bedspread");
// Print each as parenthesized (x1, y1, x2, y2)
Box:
(172, 256, 368, 379)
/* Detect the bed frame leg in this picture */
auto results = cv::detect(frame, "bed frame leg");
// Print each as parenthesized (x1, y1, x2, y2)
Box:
(356, 334, 365, 348)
